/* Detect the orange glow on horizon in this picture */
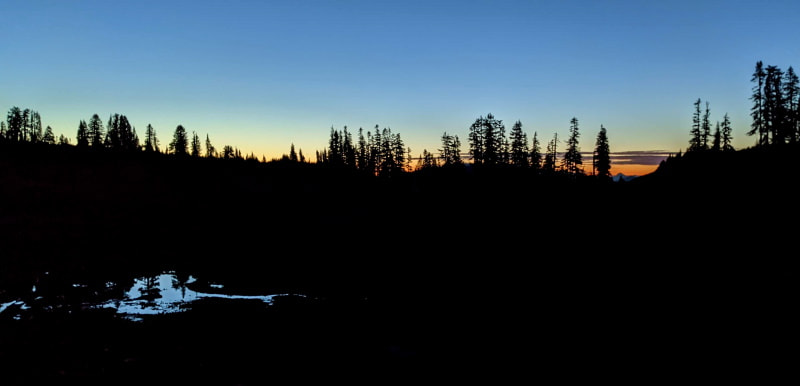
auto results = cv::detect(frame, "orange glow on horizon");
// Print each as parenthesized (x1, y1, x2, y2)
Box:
(609, 163, 659, 177)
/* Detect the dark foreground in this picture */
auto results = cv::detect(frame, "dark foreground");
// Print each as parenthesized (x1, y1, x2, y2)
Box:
(1, 148, 796, 383)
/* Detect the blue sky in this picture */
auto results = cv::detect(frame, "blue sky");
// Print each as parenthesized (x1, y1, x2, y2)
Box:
(2, 0, 800, 162)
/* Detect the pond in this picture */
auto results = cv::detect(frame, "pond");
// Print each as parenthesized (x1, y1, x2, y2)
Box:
(0, 270, 310, 322)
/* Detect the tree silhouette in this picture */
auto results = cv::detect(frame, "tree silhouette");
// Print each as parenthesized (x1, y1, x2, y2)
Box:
(289, 143, 298, 162)
(749, 60, 767, 146)
(343, 127, 356, 167)
(721, 113, 734, 151)
(542, 133, 558, 174)
(701, 101, 711, 150)
(88, 114, 104, 148)
(327, 127, 344, 166)
(357, 128, 369, 170)
(105, 114, 139, 151)
(764, 65, 785, 144)
(25, 110, 42, 143)
(169, 125, 188, 155)
(76, 120, 89, 148)
(689, 98, 703, 151)
(20, 109, 30, 142)
(782, 66, 800, 143)
(439, 132, 462, 167)
(468, 113, 507, 167)
(530, 132, 542, 173)
(144, 124, 159, 153)
(561, 117, 583, 176)
(222, 145, 235, 159)
(190, 131, 201, 157)
(712, 121, 722, 151)
(468, 116, 485, 165)
(509, 120, 529, 167)
(6, 107, 23, 142)
(42, 126, 55, 145)
(376, 126, 405, 176)
(593, 125, 611, 180)
(205, 134, 216, 157)
(417, 149, 438, 169)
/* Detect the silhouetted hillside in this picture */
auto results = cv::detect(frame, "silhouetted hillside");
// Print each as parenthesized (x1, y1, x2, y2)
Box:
(637, 144, 800, 188)
(1, 142, 796, 383)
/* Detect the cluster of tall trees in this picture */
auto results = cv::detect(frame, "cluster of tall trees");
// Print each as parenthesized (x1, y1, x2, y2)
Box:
(318, 125, 408, 177)
(748, 61, 800, 146)
(458, 113, 612, 179)
(411, 113, 612, 180)
(1, 107, 268, 161)
(1, 107, 68, 145)
(3, 106, 616, 180)
(687, 99, 734, 152)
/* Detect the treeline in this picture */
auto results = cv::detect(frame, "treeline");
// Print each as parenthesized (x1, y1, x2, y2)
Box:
(1, 105, 617, 182)
(1, 107, 68, 145)
(0, 110, 267, 162)
(320, 114, 615, 180)
(686, 98, 734, 153)
(679, 59, 800, 156)
(748, 61, 800, 147)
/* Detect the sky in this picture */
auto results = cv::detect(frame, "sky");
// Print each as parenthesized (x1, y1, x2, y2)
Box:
(3, 0, 800, 175)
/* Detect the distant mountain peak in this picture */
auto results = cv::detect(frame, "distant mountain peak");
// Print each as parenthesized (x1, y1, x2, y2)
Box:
(612, 173, 638, 182)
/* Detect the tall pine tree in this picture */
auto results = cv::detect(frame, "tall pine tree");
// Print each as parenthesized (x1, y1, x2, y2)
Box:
(509, 120, 529, 167)
(748, 61, 767, 146)
(593, 125, 611, 180)
(169, 125, 188, 155)
(562, 117, 583, 176)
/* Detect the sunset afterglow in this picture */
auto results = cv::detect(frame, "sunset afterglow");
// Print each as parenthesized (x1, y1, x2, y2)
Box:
(3, 1, 799, 167)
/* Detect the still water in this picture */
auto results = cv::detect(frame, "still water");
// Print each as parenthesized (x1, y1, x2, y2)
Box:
(0, 271, 308, 321)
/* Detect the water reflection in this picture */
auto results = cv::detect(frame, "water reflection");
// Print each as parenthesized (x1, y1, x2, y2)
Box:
(1, 271, 306, 321)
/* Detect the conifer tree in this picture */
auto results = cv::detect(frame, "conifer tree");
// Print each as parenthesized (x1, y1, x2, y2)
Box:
(76, 120, 89, 148)
(562, 117, 583, 176)
(439, 132, 463, 167)
(27, 110, 42, 143)
(42, 126, 55, 145)
(593, 125, 611, 180)
(205, 134, 215, 157)
(6, 107, 23, 142)
(712, 122, 722, 151)
(343, 126, 356, 168)
(783, 66, 799, 143)
(543, 133, 558, 174)
(701, 101, 711, 150)
(88, 114, 104, 148)
(509, 120, 529, 167)
(468, 116, 485, 165)
(222, 145, 235, 159)
(144, 124, 159, 153)
(530, 132, 542, 172)
(169, 125, 188, 155)
(721, 113, 735, 151)
(468, 113, 507, 167)
(357, 127, 368, 170)
(689, 98, 703, 151)
(748, 60, 767, 146)
(105, 114, 138, 151)
(190, 131, 201, 157)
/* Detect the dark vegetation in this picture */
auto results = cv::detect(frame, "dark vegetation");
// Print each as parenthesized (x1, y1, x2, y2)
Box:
(1, 62, 797, 383)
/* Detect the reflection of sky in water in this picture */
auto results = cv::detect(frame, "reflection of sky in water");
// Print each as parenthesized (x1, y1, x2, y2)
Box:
(1, 272, 303, 322)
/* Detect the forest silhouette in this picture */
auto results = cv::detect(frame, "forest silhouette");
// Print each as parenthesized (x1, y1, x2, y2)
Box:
(0, 61, 796, 383)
